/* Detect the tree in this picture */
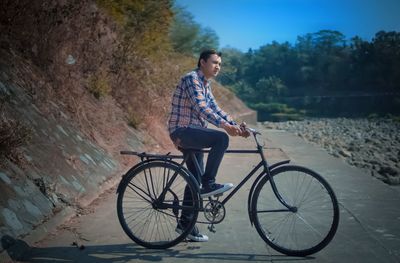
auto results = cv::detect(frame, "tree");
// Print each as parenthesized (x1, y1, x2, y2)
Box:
(296, 30, 349, 93)
(98, 0, 174, 55)
(169, 5, 219, 55)
(371, 31, 400, 91)
(193, 27, 219, 54)
(256, 76, 287, 102)
(313, 30, 347, 52)
(169, 5, 200, 55)
(216, 47, 244, 85)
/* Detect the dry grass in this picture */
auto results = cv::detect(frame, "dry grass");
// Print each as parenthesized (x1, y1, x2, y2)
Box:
(0, 112, 32, 164)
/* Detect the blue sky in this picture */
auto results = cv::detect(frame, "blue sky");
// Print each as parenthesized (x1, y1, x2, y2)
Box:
(175, 0, 400, 51)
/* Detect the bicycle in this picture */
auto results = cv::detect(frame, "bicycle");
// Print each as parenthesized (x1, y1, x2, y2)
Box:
(116, 128, 339, 257)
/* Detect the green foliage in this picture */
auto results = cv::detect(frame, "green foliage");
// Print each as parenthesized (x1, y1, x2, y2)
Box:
(218, 29, 400, 118)
(97, 0, 174, 56)
(231, 81, 257, 103)
(361, 31, 400, 91)
(390, 115, 400, 123)
(127, 109, 142, 129)
(312, 30, 346, 51)
(367, 113, 379, 119)
(249, 102, 289, 113)
(256, 76, 287, 100)
(269, 113, 304, 122)
(248, 102, 304, 122)
(217, 47, 245, 85)
(192, 27, 219, 54)
(169, 6, 200, 54)
(87, 73, 111, 99)
(0, 108, 32, 161)
(169, 4, 219, 55)
(0, 117, 31, 151)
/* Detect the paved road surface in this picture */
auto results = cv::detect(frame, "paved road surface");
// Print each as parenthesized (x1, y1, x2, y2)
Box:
(3, 125, 400, 263)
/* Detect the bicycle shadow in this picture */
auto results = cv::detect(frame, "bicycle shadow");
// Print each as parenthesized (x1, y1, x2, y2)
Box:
(2, 235, 314, 262)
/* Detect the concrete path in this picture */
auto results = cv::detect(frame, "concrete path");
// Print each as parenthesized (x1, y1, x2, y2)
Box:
(3, 125, 400, 263)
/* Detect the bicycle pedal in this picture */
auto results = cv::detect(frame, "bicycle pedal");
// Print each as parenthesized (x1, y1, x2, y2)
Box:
(208, 224, 216, 233)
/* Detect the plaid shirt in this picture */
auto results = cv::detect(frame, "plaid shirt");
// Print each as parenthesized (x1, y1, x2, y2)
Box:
(168, 69, 236, 134)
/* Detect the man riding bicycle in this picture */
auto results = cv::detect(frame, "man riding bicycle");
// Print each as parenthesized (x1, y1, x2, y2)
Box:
(168, 49, 249, 242)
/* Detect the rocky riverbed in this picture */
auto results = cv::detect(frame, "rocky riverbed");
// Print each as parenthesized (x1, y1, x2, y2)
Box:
(263, 118, 400, 185)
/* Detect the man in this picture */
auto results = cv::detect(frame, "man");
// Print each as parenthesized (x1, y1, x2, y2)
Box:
(168, 49, 249, 242)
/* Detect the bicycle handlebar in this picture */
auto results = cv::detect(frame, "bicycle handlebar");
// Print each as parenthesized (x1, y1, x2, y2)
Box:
(245, 127, 261, 135)
(241, 126, 262, 147)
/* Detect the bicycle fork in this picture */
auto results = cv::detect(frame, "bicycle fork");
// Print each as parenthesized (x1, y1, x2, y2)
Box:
(257, 145, 297, 213)
(266, 168, 298, 212)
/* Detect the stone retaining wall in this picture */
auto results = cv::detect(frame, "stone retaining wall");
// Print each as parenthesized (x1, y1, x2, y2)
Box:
(0, 79, 142, 255)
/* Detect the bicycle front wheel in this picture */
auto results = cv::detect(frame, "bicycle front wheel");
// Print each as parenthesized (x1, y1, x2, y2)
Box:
(117, 161, 200, 249)
(252, 165, 339, 257)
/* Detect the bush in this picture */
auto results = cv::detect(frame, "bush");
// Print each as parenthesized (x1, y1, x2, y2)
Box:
(97, 0, 173, 56)
(87, 73, 111, 99)
(0, 114, 32, 161)
(0, 92, 32, 162)
(249, 102, 288, 113)
(269, 113, 304, 122)
(249, 102, 305, 122)
(127, 108, 142, 129)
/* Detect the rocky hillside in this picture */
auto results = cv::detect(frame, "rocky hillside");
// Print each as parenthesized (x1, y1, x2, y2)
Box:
(0, 0, 255, 253)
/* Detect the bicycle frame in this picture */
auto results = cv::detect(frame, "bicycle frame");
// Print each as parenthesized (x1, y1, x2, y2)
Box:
(182, 131, 296, 214)
(120, 129, 296, 218)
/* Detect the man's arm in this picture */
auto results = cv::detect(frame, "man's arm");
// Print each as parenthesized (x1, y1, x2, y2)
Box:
(185, 74, 244, 136)
(208, 89, 237, 125)
(185, 75, 225, 127)
(208, 88, 251, 137)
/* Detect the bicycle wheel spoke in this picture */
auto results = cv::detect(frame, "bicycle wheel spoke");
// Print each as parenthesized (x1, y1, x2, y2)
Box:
(295, 212, 324, 237)
(117, 161, 199, 249)
(124, 205, 151, 223)
(298, 173, 314, 206)
(127, 182, 153, 203)
(252, 165, 339, 256)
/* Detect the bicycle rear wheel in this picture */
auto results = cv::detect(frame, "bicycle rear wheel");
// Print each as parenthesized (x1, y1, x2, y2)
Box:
(117, 161, 200, 249)
(252, 165, 339, 257)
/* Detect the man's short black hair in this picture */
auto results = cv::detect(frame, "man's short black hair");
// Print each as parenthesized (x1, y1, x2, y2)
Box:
(197, 49, 222, 68)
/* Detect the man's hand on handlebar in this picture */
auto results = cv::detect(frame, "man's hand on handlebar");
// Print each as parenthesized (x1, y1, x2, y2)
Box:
(222, 121, 251, 138)
(221, 122, 242, 136)
(239, 122, 251, 138)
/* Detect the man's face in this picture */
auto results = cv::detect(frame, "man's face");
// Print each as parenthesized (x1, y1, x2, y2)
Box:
(200, 54, 221, 79)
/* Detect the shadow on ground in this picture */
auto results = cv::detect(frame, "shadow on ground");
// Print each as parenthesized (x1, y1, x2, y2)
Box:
(2, 235, 313, 263)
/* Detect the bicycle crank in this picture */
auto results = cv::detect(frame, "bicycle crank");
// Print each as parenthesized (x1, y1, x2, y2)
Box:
(204, 200, 226, 224)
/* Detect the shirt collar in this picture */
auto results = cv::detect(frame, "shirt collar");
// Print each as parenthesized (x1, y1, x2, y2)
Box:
(196, 68, 210, 86)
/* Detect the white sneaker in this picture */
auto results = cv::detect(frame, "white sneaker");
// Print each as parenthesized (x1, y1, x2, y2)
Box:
(200, 183, 234, 198)
(176, 225, 209, 242)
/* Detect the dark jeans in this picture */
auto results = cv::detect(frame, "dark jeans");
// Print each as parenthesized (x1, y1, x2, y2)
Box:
(170, 126, 229, 222)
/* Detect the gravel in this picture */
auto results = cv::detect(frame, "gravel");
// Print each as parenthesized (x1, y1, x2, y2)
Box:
(263, 118, 400, 185)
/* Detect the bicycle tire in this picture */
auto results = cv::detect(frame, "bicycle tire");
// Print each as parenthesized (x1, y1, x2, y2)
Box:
(251, 165, 339, 256)
(117, 161, 200, 249)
